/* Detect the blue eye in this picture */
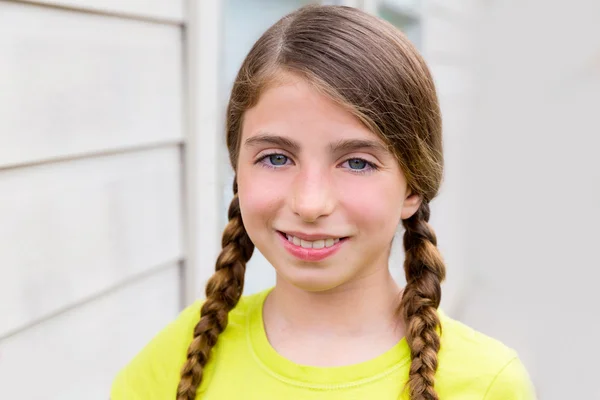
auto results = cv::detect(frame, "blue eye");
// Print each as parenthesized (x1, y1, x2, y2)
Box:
(340, 158, 378, 174)
(257, 153, 290, 168)
(347, 158, 367, 170)
(268, 154, 288, 166)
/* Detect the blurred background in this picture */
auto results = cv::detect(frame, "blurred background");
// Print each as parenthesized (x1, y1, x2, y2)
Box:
(0, 0, 598, 398)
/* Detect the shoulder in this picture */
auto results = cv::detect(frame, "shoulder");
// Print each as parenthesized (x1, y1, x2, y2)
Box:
(110, 299, 202, 399)
(437, 310, 517, 369)
(436, 311, 537, 399)
(110, 289, 268, 400)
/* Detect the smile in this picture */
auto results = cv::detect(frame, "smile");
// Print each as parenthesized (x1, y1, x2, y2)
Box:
(277, 231, 347, 262)
(285, 234, 340, 249)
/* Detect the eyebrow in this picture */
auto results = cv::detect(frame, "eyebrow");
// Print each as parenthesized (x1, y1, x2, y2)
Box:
(328, 138, 389, 155)
(244, 132, 389, 155)
(244, 133, 301, 153)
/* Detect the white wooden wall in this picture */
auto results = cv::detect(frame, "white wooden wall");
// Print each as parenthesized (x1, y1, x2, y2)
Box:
(0, 1, 187, 398)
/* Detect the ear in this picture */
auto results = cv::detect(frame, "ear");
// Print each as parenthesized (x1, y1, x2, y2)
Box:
(400, 191, 423, 220)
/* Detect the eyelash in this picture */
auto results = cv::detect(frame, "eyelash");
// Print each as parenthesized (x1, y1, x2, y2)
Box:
(341, 158, 379, 175)
(256, 152, 293, 170)
(255, 153, 379, 175)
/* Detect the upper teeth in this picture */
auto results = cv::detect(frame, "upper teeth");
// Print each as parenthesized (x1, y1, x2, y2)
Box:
(286, 234, 340, 249)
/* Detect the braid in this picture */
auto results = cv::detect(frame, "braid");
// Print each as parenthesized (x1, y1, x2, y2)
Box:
(399, 202, 446, 400)
(176, 180, 254, 400)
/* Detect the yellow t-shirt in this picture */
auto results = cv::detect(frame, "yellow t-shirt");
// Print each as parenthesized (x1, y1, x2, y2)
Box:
(111, 288, 535, 399)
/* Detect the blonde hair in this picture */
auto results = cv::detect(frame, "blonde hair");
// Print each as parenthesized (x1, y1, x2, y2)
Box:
(178, 5, 445, 400)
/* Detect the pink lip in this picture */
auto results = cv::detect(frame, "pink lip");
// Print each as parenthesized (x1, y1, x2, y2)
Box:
(277, 231, 345, 262)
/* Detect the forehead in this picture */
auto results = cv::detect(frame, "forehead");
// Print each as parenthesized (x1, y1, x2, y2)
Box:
(241, 77, 385, 147)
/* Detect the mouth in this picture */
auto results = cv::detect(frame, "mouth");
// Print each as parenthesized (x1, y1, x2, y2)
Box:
(277, 231, 348, 248)
(276, 231, 348, 262)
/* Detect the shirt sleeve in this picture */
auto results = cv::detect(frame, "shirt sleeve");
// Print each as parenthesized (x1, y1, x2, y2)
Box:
(483, 357, 537, 400)
(110, 301, 203, 400)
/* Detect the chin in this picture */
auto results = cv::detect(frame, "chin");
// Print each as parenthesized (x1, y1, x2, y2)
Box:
(276, 263, 350, 293)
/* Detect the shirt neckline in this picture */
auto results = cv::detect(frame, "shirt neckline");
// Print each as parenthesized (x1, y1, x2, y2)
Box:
(246, 287, 412, 390)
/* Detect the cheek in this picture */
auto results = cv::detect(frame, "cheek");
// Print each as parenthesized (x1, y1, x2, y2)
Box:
(337, 176, 403, 234)
(237, 167, 288, 230)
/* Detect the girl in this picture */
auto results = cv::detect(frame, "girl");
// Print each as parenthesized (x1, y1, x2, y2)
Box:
(111, 5, 535, 400)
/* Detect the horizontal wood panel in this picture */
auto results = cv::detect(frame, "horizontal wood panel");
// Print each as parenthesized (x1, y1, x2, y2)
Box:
(0, 147, 183, 337)
(0, 2, 183, 168)
(19, 0, 185, 22)
(0, 265, 181, 400)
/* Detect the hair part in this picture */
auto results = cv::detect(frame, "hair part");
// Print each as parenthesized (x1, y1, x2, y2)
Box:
(179, 5, 445, 399)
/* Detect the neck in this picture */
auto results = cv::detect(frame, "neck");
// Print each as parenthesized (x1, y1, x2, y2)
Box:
(264, 268, 404, 339)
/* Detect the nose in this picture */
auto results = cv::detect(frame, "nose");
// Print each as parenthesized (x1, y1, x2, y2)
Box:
(291, 167, 335, 223)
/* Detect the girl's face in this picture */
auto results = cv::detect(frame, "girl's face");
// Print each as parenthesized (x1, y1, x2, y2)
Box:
(237, 75, 422, 292)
